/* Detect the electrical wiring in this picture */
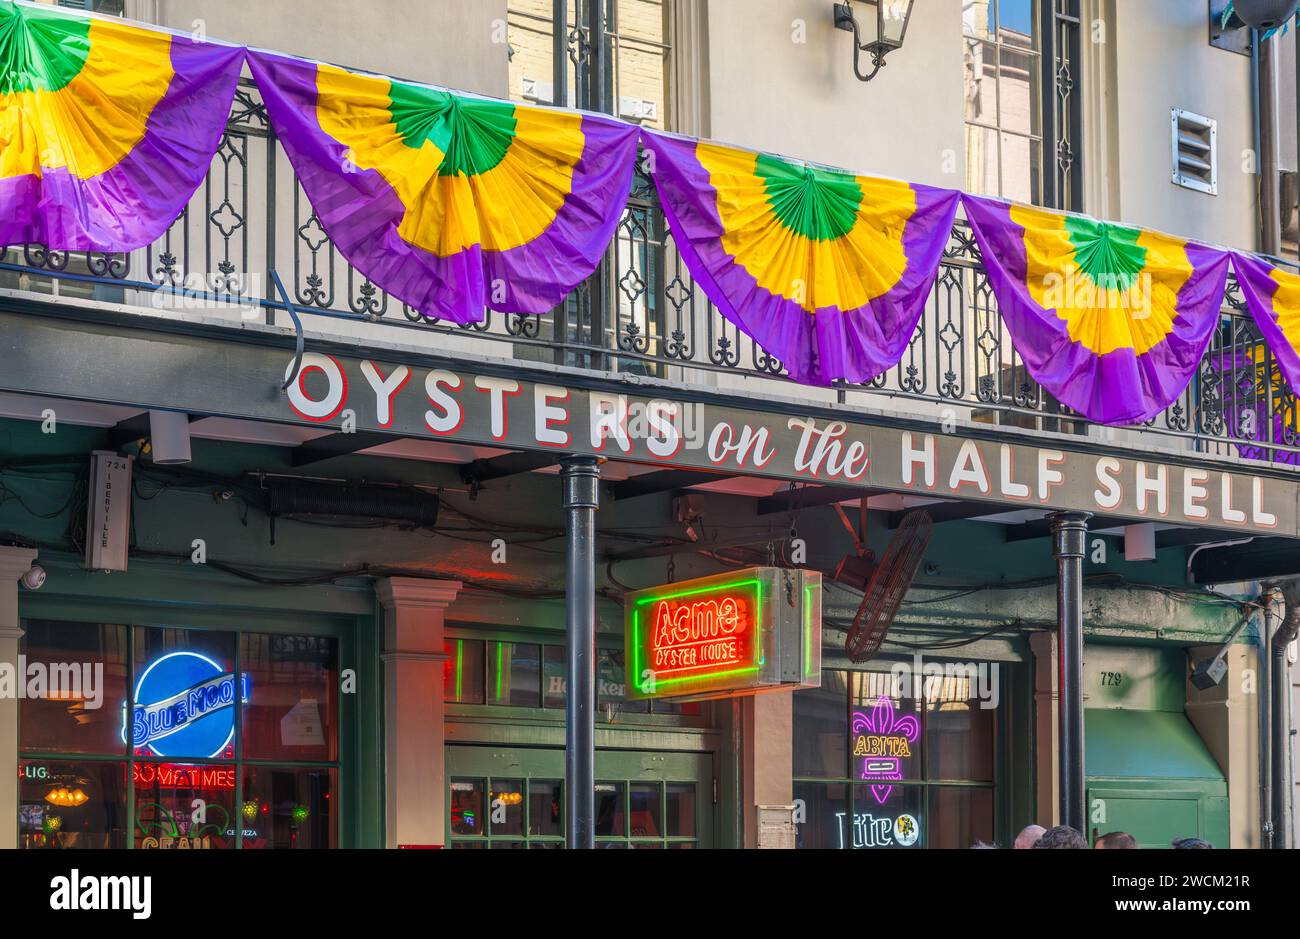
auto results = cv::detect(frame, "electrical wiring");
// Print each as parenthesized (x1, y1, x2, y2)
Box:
(0, 460, 1266, 618)
(877, 620, 1038, 652)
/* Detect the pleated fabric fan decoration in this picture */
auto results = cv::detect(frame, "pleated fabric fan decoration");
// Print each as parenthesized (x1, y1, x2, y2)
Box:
(0, 0, 244, 250)
(248, 50, 639, 323)
(1230, 253, 1300, 396)
(640, 130, 960, 385)
(962, 195, 1232, 425)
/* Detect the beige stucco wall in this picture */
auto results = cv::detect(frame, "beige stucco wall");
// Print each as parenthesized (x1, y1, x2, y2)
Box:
(704, 0, 967, 188)
(134, 0, 510, 96)
(1109, 0, 1256, 247)
(1186, 643, 1262, 849)
(114, 0, 1265, 251)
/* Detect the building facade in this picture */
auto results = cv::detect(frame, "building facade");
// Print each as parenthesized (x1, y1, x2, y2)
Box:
(2, 0, 1298, 850)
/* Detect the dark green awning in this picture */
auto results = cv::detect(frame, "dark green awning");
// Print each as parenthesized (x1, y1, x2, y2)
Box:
(1085, 708, 1225, 781)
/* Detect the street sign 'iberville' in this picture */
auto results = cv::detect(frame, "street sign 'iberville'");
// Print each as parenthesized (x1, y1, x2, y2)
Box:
(284, 353, 1298, 537)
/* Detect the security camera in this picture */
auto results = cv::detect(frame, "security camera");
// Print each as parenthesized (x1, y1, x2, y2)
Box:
(20, 564, 46, 591)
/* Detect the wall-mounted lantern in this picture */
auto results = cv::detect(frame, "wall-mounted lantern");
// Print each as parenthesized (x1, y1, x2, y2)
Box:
(1224, 0, 1300, 29)
(832, 0, 915, 83)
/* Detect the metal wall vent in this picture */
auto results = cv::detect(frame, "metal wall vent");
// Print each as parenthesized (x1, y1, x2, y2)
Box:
(1172, 109, 1218, 195)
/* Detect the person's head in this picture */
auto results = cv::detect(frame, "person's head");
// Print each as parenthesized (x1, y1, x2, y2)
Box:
(1013, 824, 1046, 849)
(1172, 837, 1213, 849)
(969, 841, 1000, 849)
(1032, 825, 1088, 849)
(1096, 831, 1138, 850)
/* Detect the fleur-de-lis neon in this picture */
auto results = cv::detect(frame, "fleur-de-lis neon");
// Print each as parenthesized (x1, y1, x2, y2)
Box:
(851, 696, 920, 804)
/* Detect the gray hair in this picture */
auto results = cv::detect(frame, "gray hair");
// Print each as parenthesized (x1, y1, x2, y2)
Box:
(1013, 824, 1046, 850)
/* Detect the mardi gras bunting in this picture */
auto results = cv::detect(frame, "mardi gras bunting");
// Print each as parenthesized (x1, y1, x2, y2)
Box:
(248, 50, 638, 324)
(961, 195, 1231, 425)
(1212, 339, 1300, 466)
(640, 130, 960, 385)
(0, 0, 244, 250)
(1229, 252, 1300, 398)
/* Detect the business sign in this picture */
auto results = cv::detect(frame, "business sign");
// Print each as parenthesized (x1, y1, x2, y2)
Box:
(275, 354, 1300, 535)
(624, 567, 821, 701)
(852, 696, 920, 804)
(132, 763, 236, 789)
(836, 811, 921, 849)
(122, 651, 251, 759)
(4, 311, 1299, 536)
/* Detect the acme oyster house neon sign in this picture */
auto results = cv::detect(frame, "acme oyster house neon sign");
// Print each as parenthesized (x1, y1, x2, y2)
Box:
(651, 594, 749, 672)
(631, 576, 763, 695)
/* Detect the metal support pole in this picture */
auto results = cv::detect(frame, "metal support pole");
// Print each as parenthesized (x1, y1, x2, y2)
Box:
(1271, 589, 1300, 848)
(1259, 32, 1282, 256)
(1272, 641, 1292, 847)
(1050, 511, 1089, 833)
(562, 456, 601, 848)
(551, 0, 568, 108)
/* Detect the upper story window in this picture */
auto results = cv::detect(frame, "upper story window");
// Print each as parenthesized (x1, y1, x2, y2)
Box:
(56, 0, 124, 12)
(963, 0, 1043, 205)
(507, 0, 671, 130)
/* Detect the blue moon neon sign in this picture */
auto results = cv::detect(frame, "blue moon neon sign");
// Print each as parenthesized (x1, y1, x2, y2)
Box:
(121, 651, 251, 759)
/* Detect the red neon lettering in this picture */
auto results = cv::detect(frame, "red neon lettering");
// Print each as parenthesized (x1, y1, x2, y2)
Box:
(132, 763, 236, 789)
(650, 595, 748, 675)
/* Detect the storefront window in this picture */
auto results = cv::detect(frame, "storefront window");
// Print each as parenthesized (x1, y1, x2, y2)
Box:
(488, 642, 541, 707)
(132, 628, 237, 761)
(450, 778, 485, 836)
(793, 672, 848, 778)
(133, 762, 236, 849)
(445, 635, 696, 718)
(793, 663, 1003, 849)
(448, 774, 704, 848)
(488, 779, 526, 836)
(445, 638, 486, 704)
(19, 620, 128, 756)
(18, 759, 127, 849)
(241, 766, 336, 849)
(929, 785, 995, 849)
(528, 780, 563, 837)
(793, 781, 848, 849)
(18, 621, 341, 849)
(542, 645, 565, 708)
(929, 692, 996, 782)
(665, 783, 696, 839)
(240, 634, 337, 763)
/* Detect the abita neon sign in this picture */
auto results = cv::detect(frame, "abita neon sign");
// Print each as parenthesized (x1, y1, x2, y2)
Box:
(851, 696, 920, 804)
(121, 651, 251, 759)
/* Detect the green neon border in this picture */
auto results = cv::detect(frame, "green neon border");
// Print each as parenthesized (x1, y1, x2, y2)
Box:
(630, 577, 763, 695)
(804, 583, 814, 679)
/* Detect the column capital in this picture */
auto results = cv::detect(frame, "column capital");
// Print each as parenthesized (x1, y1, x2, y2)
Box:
(0, 545, 36, 581)
(376, 577, 462, 612)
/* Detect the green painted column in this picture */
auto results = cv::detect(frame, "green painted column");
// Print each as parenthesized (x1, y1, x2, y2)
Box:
(0, 545, 36, 849)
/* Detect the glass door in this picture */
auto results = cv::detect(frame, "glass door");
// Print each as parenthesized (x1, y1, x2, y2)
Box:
(446, 746, 714, 848)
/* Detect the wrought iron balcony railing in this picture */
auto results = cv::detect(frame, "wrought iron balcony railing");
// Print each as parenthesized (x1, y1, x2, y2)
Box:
(1, 80, 1297, 471)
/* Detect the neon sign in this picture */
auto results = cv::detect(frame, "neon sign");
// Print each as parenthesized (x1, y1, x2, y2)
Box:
(132, 763, 236, 789)
(121, 651, 251, 759)
(836, 811, 920, 848)
(851, 696, 920, 804)
(626, 567, 823, 700)
(649, 586, 756, 675)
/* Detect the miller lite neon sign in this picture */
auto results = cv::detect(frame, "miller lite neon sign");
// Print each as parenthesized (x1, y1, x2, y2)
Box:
(626, 567, 822, 701)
